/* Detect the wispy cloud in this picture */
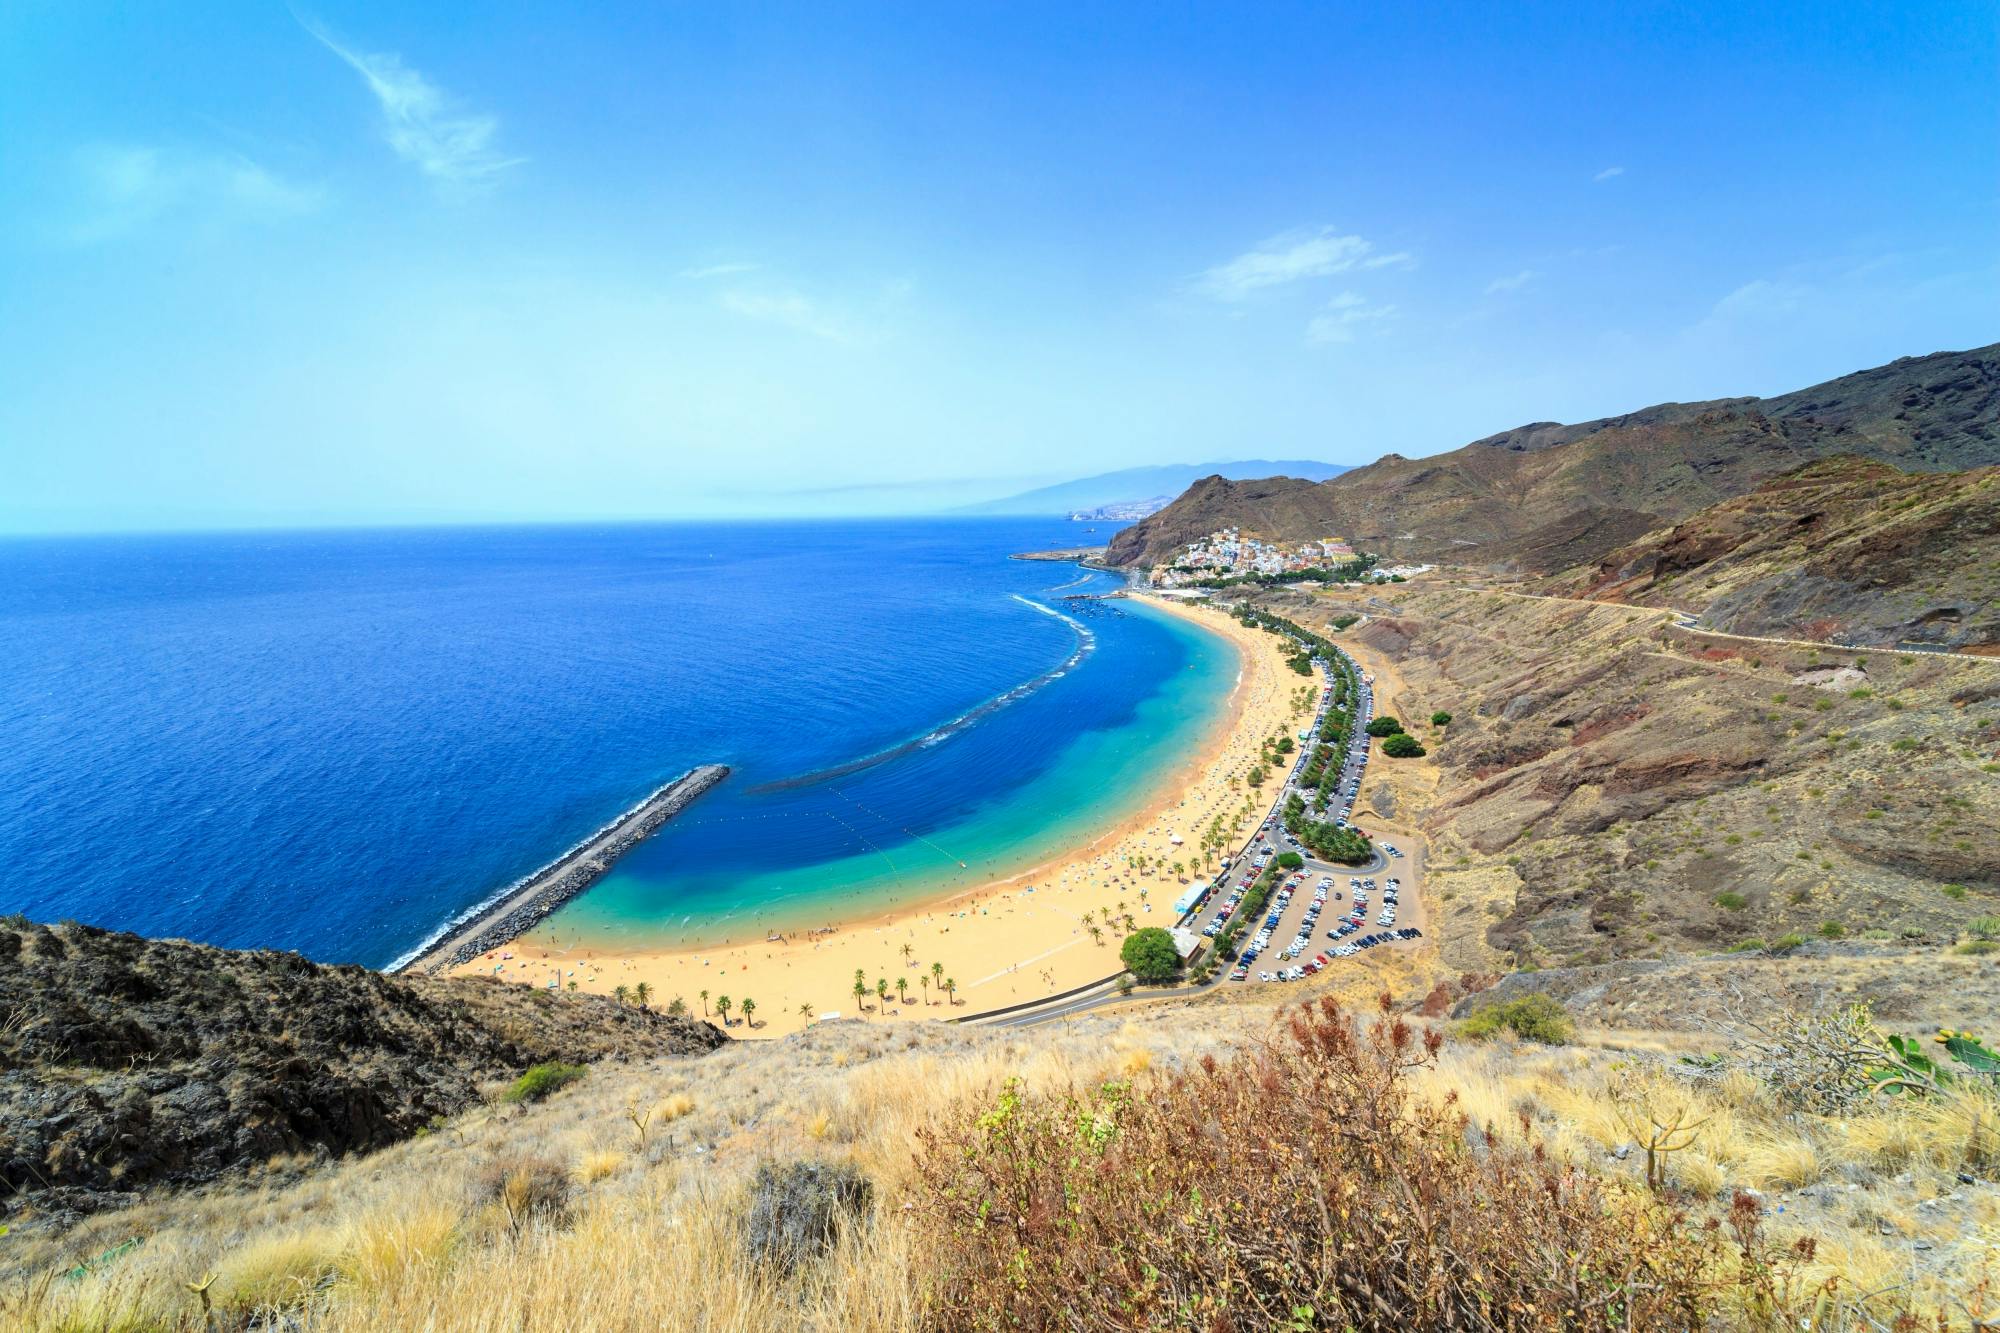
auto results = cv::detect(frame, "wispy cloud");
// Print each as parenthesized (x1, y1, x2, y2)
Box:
(1706, 277, 1809, 322)
(1197, 227, 1401, 300)
(1485, 268, 1537, 295)
(1305, 291, 1394, 345)
(301, 16, 522, 191)
(681, 262, 762, 280)
(61, 143, 324, 243)
(1593, 165, 1626, 182)
(719, 288, 856, 342)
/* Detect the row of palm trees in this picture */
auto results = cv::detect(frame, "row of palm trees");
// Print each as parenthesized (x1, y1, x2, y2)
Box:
(849, 962, 958, 1014)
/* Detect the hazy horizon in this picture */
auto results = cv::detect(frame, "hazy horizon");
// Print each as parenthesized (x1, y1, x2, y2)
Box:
(4, 3, 1995, 534)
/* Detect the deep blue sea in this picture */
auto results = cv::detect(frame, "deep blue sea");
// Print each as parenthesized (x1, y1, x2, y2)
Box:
(0, 520, 1237, 968)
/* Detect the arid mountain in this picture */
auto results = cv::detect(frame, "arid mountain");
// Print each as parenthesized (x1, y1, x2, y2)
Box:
(0, 918, 723, 1223)
(1558, 456, 2000, 651)
(1104, 342, 2000, 570)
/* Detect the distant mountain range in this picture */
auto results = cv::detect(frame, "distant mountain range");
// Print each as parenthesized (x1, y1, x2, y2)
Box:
(958, 460, 1350, 517)
(1104, 343, 2000, 570)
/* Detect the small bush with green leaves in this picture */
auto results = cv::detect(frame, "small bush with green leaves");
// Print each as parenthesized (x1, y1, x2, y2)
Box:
(1967, 916, 2000, 941)
(1460, 993, 1573, 1045)
(504, 1061, 587, 1104)
(1381, 732, 1427, 759)
(1713, 891, 1748, 911)
(1364, 716, 1404, 738)
(1430, 711, 1452, 726)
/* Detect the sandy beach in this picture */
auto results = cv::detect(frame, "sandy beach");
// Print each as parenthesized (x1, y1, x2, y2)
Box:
(451, 595, 1308, 1036)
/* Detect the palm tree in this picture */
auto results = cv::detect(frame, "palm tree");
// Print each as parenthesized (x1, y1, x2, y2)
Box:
(613, 983, 630, 1006)
(931, 961, 944, 992)
(875, 977, 889, 1008)
(944, 977, 957, 1006)
(1124, 913, 1137, 932)
(920, 975, 931, 1005)
(633, 981, 653, 1010)
(716, 995, 732, 1026)
(1139, 888, 1150, 907)
(699, 988, 710, 1017)
(799, 1001, 815, 1023)
(667, 996, 688, 1016)
(1087, 925, 1104, 946)
(895, 977, 908, 1005)
(900, 942, 914, 965)
(566, 979, 578, 993)
(852, 975, 868, 1014)
(741, 997, 756, 1028)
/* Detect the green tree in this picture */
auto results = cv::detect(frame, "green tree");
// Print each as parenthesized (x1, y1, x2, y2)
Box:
(799, 1001, 815, 1022)
(1381, 732, 1426, 758)
(716, 995, 732, 1026)
(1430, 711, 1453, 726)
(612, 984, 630, 1006)
(741, 997, 756, 1028)
(1365, 716, 1404, 738)
(931, 960, 945, 992)
(1275, 851, 1304, 871)
(896, 976, 909, 1004)
(1246, 765, 1267, 788)
(566, 979, 578, 994)
(667, 995, 688, 1016)
(699, 988, 710, 1016)
(876, 976, 890, 1008)
(944, 977, 957, 1005)
(1120, 927, 1183, 984)
(633, 981, 653, 1010)
(853, 974, 868, 1013)
(920, 975, 932, 1005)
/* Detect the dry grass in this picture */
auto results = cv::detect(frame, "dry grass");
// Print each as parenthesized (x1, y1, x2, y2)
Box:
(0, 997, 1991, 1331)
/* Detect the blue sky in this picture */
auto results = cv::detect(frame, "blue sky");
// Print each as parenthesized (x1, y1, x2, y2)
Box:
(2, 2, 1994, 532)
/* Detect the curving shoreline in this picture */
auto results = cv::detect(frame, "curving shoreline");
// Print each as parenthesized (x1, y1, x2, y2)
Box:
(396, 764, 729, 975)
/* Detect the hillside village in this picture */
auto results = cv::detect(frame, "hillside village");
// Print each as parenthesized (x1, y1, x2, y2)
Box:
(1149, 526, 1433, 588)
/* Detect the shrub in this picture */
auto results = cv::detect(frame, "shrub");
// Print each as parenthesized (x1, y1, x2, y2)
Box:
(916, 996, 1810, 1330)
(744, 1160, 872, 1275)
(1381, 732, 1426, 759)
(1460, 992, 1573, 1045)
(1118, 927, 1182, 984)
(477, 1154, 573, 1230)
(1714, 891, 1748, 911)
(1967, 916, 2000, 941)
(1958, 940, 2000, 957)
(1274, 851, 1304, 871)
(1771, 933, 1807, 954)
(1430, 710, 1452, 726)
(1364, 716, 1404, 737)
(1818, 920, 1846, 939)
(503, 1061, 586, 1104)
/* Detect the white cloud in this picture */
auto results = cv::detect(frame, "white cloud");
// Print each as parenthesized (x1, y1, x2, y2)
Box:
(719, 288, 855, 342)
(1304, 291, 1394, 345)
(63, 143, 324, 243)
(1707, 278, 1810, 322)
(681, 262, 762, 280)
(1593, 165, 1625, 182)
(303, 19, 522, 190)
(1361, 251, 1416, 270)
(1196, 227, 1392, 300)
(1485, 269, 1537, 295)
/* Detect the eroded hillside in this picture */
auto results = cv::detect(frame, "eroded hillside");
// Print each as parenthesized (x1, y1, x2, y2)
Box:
(1240, 582, 2000, 972)
(1559, 456, 2000, 651)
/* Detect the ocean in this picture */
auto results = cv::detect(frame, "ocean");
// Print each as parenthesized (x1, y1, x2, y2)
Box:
(0, 520, 1238, 968)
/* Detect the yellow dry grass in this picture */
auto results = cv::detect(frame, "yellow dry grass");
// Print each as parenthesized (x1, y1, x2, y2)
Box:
(1, 1000, 1992, 1332)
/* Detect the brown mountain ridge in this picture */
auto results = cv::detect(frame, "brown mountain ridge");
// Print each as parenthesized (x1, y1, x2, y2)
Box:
(1104, 342, 2000, 571)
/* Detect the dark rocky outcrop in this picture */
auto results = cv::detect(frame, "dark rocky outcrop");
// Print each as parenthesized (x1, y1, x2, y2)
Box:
(0, 918, 723, 1224)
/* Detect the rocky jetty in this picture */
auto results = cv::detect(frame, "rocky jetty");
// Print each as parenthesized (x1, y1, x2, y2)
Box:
(399, 764, 729, 974)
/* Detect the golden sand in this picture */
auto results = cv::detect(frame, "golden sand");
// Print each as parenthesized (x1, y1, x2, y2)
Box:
(451, 595, 1308, 1036)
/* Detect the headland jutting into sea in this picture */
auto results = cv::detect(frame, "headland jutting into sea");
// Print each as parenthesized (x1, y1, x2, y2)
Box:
(398, 764, 729, 974)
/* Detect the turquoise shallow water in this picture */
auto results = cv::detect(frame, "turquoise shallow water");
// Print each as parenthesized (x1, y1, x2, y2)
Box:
(537, 594, 1238, 951)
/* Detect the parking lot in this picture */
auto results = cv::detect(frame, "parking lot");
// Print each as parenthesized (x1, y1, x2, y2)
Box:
(1187, 644, 1427, 986)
